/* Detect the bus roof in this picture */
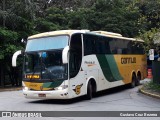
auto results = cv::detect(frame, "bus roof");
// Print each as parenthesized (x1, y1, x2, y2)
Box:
(28, 30, 90, 39)
(92, 31, 122, 37)
(91, 31, 144, 42)
(28, 30, 144, 42)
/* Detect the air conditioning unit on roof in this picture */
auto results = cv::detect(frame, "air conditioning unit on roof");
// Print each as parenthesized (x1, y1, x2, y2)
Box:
(92, 31, 122, 37)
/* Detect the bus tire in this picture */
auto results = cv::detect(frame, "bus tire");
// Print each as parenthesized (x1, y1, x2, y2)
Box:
(136, 72, 141, 86)
(130, 73, 136, 88)
(86, 81, 92, 100)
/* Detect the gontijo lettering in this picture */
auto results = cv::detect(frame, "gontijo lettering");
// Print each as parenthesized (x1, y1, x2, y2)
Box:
(121, 57, 136, 64)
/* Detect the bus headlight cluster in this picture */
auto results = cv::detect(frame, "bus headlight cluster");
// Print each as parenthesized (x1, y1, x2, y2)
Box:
(23, 86, 29, 90)
(55, 85, 68, 90)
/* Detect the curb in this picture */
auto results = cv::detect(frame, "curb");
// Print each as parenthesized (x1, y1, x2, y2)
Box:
(0, 87, 22, 92)
(139, 87, 160, 99)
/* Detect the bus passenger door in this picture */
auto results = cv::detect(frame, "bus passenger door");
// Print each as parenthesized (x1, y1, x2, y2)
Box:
(69, 33, 85, 97)
(69, 70, 85, 97)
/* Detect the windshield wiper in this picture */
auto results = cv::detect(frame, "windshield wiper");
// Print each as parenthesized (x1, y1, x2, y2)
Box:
(45, 68, 57, 81)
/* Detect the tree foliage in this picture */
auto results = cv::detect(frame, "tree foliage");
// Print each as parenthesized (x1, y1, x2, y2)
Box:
(139, 28, 160, 52)
(0, 0, 160, 84)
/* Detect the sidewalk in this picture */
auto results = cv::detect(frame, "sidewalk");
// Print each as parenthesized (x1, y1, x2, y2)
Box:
(139, 78, 160, 99)
(0, 85, 22, 92)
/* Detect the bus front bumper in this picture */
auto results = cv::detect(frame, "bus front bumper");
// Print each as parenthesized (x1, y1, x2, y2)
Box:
(23, 89, 70, 99)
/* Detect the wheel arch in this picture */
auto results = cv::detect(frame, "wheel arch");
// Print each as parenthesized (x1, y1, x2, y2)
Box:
(130, 70, 136, 83)
(86, 77, 97, 94)
(137, 70, 141, 79)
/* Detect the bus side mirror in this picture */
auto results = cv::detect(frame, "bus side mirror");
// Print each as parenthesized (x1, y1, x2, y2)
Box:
(62, 46, 69, 64)
(12, 50, 22, 67)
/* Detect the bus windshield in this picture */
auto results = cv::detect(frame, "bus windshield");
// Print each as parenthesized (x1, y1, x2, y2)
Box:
(24, 35, 69, 80)
(26, 35, 68, 52)
(24, 50, 68, 80)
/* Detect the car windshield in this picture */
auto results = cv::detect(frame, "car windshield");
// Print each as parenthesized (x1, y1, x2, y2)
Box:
(26, 35, 68, 52)
(24, 50, 68, 80)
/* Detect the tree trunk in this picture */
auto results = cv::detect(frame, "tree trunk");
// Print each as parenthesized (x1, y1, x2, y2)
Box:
(0, 63, 5, 87)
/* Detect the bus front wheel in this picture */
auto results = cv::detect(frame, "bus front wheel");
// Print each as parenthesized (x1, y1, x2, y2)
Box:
(86, 81, 92, 100)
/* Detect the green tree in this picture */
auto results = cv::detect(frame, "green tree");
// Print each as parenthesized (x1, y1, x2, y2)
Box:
(135, 0, 160, 31)
(139, 28, 160, 53)
(84, 0, 141, 37)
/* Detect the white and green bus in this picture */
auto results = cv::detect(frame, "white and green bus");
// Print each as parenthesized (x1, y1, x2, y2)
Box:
(12, 30, 147, 99)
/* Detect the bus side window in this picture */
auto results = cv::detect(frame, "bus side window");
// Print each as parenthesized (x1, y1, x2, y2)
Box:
(95, 36, 110, 54)
(109, 38, 117, 54)
(105, 39, 111, 54)
(122, 48, 128, 54)
(120, 40, 130, 54)
(83, 34, 97, 55)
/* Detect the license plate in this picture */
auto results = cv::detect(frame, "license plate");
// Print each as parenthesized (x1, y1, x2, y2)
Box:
(38, 94, 46, 97)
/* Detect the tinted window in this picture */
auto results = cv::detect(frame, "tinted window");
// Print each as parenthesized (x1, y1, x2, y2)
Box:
(83, 33, 144, 55)
(131, 42, 144, 54)
(83, 34, 111, 55)
(95, 37, 111, 54)
(109, 38, 144, 54)
(83, 34, 96, 55)
(69, 34, 82, 78)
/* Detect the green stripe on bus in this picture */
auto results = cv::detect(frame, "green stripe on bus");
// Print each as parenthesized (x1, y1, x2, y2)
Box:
(96, 55, 123, 82)
(106, 55, 123, 80)
(43, 80, 64, 88)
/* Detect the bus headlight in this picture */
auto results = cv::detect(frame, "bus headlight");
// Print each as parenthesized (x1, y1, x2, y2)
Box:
(23, 86, 29, 90)
(55, 85, 68, 90)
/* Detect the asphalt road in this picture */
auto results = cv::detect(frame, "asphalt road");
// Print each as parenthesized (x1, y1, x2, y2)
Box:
(0, 85, 160, 120)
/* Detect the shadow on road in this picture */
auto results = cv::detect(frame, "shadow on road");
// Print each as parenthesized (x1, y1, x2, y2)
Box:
(95, 84, 130, 98)
(28, 96, 86, 104)
(28, 85, 131, 104)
